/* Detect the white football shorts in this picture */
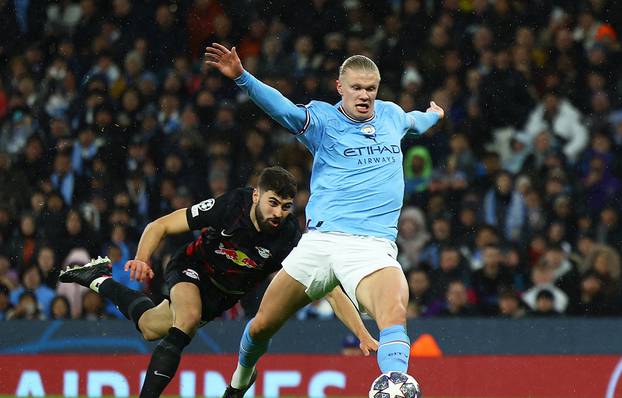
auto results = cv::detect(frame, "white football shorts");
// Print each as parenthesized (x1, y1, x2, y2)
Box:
(282, 230, 401, 310)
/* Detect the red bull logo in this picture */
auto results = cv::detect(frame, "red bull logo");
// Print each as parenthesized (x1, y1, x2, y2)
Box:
(215, 243, 258, 269)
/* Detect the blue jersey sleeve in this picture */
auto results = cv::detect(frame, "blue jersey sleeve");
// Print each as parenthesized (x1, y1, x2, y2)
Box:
(294, 101, 327, 154)
(234, 71, 307, 133)
(405, 110, 441, 136)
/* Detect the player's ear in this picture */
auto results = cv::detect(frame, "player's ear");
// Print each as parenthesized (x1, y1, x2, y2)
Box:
(252, 188, 259, 204)
(336, 79, 342, 95)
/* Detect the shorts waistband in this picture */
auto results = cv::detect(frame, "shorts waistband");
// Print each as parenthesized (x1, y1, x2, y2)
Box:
(306, 229, 394, 245)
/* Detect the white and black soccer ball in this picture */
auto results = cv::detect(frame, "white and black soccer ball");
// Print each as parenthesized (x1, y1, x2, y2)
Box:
(368, 371, 422, 398)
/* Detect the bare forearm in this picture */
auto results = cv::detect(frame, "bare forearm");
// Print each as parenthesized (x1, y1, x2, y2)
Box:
(327, 288, 368, 338)
(134, 222, 167, 262)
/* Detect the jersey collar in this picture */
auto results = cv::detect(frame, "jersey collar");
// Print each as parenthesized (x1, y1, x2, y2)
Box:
(338, 104, 375, 123)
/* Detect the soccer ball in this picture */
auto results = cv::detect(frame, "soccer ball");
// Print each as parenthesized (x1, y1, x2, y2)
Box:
(368, 371, 422, 398)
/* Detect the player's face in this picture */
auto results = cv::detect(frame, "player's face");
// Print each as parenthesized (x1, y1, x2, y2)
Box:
(336, 69, 380, 120)
(253, 189, 294, 234)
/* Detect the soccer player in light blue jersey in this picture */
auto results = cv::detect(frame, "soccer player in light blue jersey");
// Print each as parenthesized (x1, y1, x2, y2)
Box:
(205, 43, 444, 397)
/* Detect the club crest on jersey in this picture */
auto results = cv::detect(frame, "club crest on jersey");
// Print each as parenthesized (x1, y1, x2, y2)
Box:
(255, 246, 271, 258)
(361, 124, 376, 139)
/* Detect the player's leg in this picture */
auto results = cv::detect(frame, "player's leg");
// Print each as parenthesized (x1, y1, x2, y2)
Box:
(332, 235, 410, 374)
(225, 269, 311, 396)
(138, 299, 173, 340)
(59, 257, 158, 336)
(140, 282, 201, 398)
(356, 266, 410, 373)
(225, 231, 335, 397)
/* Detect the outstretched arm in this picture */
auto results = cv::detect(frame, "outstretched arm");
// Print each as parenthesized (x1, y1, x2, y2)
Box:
(326, 286, 379, 356)
(127, 208, 190, 281)
(204, 43, 307, 133)
(407, 101, 445, 134)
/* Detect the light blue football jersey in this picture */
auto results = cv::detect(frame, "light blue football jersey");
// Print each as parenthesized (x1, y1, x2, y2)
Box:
(297, 100, 439, 240)
(235, 71, 439, 241)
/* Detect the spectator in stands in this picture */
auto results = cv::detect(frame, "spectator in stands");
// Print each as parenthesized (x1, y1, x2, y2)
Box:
(593, 205, 622, 250)
(568, 270, 617, 316)
(501, 245, 528, 292)
(548, 195, 577, 242)
(526, 234, 548, 268)
(7, 291, 45, 320)
(9, 212, 39, 270)
(482, 171, 526, 242)
(57, 209, 96, 261)
(186, 0, 225, 59)
(403, 145, 433, 202)
(50, 150, 88, 207)
(49, 295, 71, 320)
(10, 265, 55, 316)
(0, 255, 17, 290)
(15, 135, 47, 186)
(71, 125, 102, 176)
(80, 290, 109, 320)
(522, 264, 569, 314)
(575, 232, 599, 270)
(36, 245, 58, 289)
(480, 46, 533, 132)
(471, 245, 514, 315)
(520, 130, 557, 182)
(583, 246, 621, 309)
(465, 225, 501, 271)
(582, 161, 622, 216)
(497, 289, 526, 318)
(419, 216, 453, 270)
(540, 244, 581, 301)
(430, 156, 469, 204)
(406, 268, 436, 318)
(524, 89, 588, 164)
(430, 246, 470, 300)
(528, 289, 561, 317)
(0, 155, 28, 217)
(150, 4, 186, 69)
(0, 108, 36, 156)
(503, 132, 531, 174)
(439, 280, 478, 317)
(397, 207, 430, 271)
(454, 203, 478, 250)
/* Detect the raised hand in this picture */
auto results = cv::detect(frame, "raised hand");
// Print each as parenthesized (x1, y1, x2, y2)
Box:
(124, 259, 154, 282)
(204, 43, 244, 79)
(426, 101, 445, 119)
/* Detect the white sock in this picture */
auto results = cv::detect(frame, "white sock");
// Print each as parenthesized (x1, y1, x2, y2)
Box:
(90, 276, 111, 293)
(231, 363, 255, 389)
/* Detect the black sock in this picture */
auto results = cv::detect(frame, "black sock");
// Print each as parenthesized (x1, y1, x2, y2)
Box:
(140, 327, 192, 398)
(98, 279, 155, 329)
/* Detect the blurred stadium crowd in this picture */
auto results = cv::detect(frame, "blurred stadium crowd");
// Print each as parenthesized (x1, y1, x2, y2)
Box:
(0, 0, 621, 321)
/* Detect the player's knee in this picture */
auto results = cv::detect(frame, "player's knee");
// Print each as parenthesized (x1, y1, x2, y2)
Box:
(249, 314, 279, 341)
(395, 303, 407, 322)
(141, 328, 165, 341)
(139, 317, 171, 341)
(174, 309, 202, 333)
(377, 301, 407, 328)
